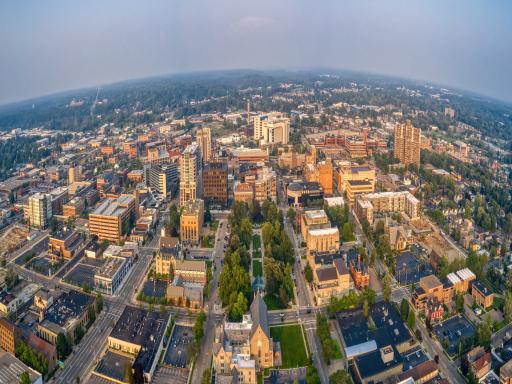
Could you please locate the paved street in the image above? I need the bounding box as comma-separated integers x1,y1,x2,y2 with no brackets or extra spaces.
189,218,228,383
352,211,465,384
51,211,166,384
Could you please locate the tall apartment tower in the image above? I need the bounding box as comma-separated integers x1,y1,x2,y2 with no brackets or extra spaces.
394,121,421,166
28,193,52,229
179,143,203,206
253,112,290,145
145,163,179,198
196,127,211,162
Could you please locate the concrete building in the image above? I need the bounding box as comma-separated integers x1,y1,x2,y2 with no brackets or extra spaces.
304,159,333,196
301,209,331,244
196,126,212,162
412,275,453,311
179,144,202,207
48,228,82,261
213,293,280,383
145,163,178,198
37,290,95,345
306,227,340,258
0,351,43,384
62,196,85,218
94,255,131,295
106,306,171,383
471,280,494,309
312,258,352,305
253,112,290,145
500,358,512,384
202,162,228,207
28,192,52,229
0,317,20,354
335,163,376,195
355,191,420,224
394,121,421,166
88,195,136,242
180,199,204,245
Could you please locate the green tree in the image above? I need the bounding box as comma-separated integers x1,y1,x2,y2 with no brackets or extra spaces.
329,370,352,384
362,299,369,318
400,299,409,321
96,292,104,313
201,369,211,384
306,365,321,384
407,309,416,329
341,222,354,242
504,291,512,323
304,263,313,284
382,274,392,302
56,332,71,359
286,208,296,223
19,372,30,384
230,292,248,321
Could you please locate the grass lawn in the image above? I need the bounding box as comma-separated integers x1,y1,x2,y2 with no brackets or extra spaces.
270,325,309,368
253,234,261,250
253,260,263,277
252,250,261,259
263,294,286,310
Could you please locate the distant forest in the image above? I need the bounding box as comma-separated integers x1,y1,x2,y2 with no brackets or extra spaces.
0,69,511,145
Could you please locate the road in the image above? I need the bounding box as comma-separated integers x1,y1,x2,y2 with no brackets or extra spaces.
351,210,465,384
281,213,329,383
52,212,166,384
189,218,229,383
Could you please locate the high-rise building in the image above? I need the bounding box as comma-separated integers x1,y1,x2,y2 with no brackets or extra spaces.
202,162,228,207
179,144,202,207
394,121,421,166
88,195,136,242
253,112,290,145
196,127,212,162
145,163,179,198
68,165,81,184
180,199,204,245
28,192,52,228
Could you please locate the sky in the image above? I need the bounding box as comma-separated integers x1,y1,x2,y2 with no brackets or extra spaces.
1,0,511,105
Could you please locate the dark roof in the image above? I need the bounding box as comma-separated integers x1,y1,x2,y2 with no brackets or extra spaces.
111,306,170,374
250,293,269,338
347,180,372,186
204,162,228,172
355,344,403,379
313,250,344,266
472,280,493,296
333,258,349,275
44,291,94,326
316,267,338,282
398,360,438,381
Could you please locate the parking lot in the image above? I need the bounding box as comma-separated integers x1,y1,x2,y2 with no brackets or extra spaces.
394,251,433,286
433,315,475,355
163,325,194,368
143,279,168,298
64,263,97,289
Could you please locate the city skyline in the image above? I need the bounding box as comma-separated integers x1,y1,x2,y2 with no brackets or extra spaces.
1,0,511,105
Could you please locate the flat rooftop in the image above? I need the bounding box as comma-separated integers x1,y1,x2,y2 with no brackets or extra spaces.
91,195,134,217
110,306,170,374
44,290,94,327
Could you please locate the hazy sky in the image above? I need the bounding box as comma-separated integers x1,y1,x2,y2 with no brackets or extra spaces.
1,0,511,105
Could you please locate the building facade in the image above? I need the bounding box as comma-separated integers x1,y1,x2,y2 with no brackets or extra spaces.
88,195,136,242
394,121,421,166
202,162,228,207
179,144,202,207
